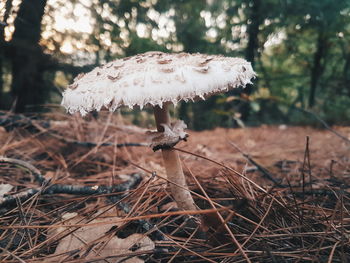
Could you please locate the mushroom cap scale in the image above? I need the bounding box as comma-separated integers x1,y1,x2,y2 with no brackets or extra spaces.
61,51,255,116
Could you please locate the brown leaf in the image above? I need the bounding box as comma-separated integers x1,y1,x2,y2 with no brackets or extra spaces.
48,212,154,263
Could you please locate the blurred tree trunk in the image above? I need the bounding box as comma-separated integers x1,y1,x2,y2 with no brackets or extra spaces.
172,0,208,129
0,0,13,108
309,30,328,107
245,0,261,69
240,0,262,121
10,0,47,112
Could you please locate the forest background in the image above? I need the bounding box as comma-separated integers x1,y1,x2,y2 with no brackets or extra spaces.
0,0,349,130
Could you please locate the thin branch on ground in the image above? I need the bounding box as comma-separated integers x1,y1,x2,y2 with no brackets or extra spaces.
0,156,142,207
0,156,45,184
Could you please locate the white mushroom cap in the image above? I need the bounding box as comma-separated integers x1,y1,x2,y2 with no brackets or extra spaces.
61,51,255,115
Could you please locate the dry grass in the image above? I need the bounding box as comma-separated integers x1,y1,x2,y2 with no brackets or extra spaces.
0,111,349,262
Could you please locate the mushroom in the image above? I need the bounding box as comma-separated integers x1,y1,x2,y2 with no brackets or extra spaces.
61,51,255,211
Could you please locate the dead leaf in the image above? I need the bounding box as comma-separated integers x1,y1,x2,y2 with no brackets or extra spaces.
91,233,154,263
48,211,154,263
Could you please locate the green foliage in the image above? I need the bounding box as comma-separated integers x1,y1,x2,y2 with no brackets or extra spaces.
0,0,349,126
124,33,168,56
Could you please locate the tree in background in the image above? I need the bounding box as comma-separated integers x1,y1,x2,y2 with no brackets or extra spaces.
0,0,349,126
10,0,49,112
207,0,282,125
154,0,224,129
0,0,13,108
282,0,350,108
257,0,350,124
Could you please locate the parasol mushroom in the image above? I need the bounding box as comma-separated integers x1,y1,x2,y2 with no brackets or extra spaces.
61,51,255,211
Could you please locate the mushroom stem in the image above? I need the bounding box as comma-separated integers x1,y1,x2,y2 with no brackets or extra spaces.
153,104,197,211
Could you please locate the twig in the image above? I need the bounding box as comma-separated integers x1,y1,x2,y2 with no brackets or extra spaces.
228,141,283,187
0,156,45,184
0,156,143,207
0,174,142,208
0,188,40,208
300,136,313,200
48,175,141,194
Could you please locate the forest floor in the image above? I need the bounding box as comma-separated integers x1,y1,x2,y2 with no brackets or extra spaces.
0,112,349,262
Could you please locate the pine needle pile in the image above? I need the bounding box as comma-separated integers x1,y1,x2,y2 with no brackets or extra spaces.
0,111,349,262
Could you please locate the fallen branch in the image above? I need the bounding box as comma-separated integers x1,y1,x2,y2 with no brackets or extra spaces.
0,188,40,208
0,156,142,207
0,174,142,208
